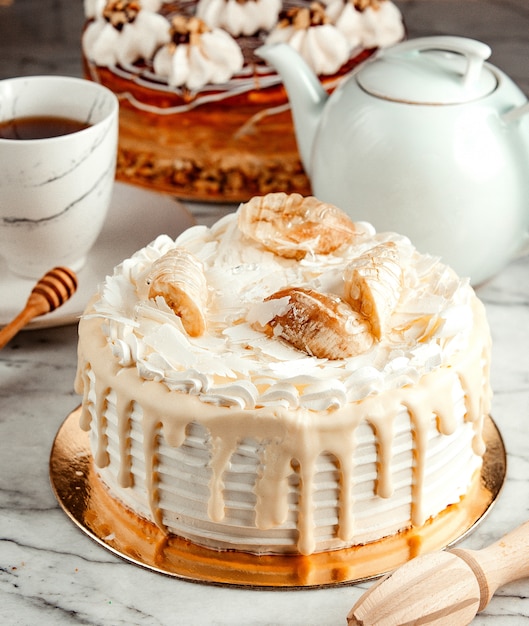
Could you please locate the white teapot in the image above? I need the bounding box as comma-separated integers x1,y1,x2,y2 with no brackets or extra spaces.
257,36,529,284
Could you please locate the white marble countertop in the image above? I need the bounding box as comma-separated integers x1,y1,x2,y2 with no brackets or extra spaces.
1,1,529,624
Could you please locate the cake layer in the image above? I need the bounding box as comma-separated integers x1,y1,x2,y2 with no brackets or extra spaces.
75,200,492,556
83,41,370,200
82,0,404,200
78,351,484,554
90,65,313,200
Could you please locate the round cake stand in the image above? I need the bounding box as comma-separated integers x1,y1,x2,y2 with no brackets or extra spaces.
50,408,506,589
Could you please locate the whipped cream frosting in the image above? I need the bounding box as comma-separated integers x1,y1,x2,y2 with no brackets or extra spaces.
84,0,106,19
153,23,243,89
266,17,350,76
196,0,282,37
76,203,491,556
87,211,476,412
83,5,170,67
336,0,405,49
82,0,405,92
84,0,167,18
81,369,483,554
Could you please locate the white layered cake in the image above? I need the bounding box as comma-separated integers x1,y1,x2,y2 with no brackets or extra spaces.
82,0,404,200
75,193,492,556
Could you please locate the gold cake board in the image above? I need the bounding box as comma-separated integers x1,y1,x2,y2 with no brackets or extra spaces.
50,407,506,589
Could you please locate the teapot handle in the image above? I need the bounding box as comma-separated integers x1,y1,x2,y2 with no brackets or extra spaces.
382,36,491,89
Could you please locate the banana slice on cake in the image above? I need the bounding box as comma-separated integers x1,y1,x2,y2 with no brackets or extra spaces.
146,247,208,337
343,242,402,339
238,192,358,260
256,287,374,359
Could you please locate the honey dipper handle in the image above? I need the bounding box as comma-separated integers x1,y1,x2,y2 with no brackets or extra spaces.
451,520,529,611
0,267,77,349
0,307,40,350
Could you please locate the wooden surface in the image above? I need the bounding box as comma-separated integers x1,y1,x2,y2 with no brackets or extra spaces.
348,520,529,625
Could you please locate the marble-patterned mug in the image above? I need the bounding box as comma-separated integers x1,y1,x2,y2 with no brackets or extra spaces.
0,75,118,279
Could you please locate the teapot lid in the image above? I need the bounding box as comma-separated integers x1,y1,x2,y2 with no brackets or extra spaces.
356,36,497,104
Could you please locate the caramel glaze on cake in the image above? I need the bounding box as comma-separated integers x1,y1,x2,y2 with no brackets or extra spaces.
82,0,403,201
75,193,492,557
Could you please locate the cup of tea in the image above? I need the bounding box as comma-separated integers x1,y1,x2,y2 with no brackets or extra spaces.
0,75,118,279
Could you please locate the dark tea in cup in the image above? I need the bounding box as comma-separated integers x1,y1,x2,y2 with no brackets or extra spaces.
0,115,90,140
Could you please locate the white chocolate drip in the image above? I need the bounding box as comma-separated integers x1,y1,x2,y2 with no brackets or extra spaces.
76,297,490,555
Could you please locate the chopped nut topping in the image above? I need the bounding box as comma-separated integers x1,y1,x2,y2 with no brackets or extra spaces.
116,148,311,202
352,0,384,12
277,2,329,30
169,15,210,47
103,0,141,30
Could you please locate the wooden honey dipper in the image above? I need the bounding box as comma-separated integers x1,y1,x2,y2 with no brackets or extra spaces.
0,266,78,349
348,520,529,625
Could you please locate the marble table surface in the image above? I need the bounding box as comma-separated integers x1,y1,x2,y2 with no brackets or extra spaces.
1,1,529,624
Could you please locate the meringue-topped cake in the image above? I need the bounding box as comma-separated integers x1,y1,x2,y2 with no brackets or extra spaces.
75,193,491,556
82,0,404,201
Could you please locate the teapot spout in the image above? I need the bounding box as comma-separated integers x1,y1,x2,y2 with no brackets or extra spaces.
256,43,328,175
